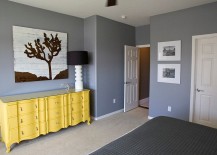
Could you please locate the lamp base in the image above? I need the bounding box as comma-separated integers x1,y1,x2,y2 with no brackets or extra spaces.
75,65,83,91
75,81,83,91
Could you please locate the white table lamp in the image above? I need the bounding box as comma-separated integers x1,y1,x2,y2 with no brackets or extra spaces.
67,51,88,91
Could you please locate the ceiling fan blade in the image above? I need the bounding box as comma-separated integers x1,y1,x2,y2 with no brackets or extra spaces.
106,0,117,7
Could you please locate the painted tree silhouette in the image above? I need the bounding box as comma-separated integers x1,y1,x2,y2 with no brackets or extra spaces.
24,33,62,80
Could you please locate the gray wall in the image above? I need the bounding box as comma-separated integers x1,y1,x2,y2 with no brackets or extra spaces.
96,16,135,117
0,0,135,118
136,25,150,45
149,2,217,120
0,0,84,96
84,16,97,117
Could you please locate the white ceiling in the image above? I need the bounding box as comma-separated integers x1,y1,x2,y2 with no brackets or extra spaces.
9,0,217,27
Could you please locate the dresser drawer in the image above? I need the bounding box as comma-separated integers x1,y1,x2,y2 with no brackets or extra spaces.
18,99,38,115
8,117,18,129
82,110,90,122
19,113,38,126
70,92,82,103
48,117,64,132
48,108,63,120
82,91,90,102
9,128,18,142
71,102,82,112
82,101,89,111
19,124,39,141
7,103,17,118
47,96,63,110
71,112,82,126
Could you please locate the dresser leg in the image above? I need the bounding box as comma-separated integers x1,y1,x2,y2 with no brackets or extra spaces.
6,144,11,153
87,119,91,125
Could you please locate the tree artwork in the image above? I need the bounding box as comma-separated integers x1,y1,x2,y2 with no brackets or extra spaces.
13,26,68,83
24,33,62,80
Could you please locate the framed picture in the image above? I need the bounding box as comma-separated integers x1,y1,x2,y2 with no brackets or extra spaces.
158,64,181,84
158,40,181,61
13,26,68,82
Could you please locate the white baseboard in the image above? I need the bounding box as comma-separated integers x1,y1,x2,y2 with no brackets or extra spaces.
92,109,124,120
148,116,154,120
139,98,149,104
139,98,149,107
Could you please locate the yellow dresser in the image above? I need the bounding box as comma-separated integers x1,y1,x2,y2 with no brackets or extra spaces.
0,89,90,153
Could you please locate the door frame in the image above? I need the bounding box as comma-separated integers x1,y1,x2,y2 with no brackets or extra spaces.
136,44,150,108
136,44,150,48
190,33,217,122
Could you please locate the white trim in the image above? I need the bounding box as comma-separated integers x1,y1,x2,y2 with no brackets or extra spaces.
139,98,149,108
148,116,154,120
190,33,217,122
136,44,150,48
139,98,149,105
92,109,124,120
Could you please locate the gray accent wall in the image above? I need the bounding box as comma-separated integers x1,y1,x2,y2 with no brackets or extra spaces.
96,16,135,117
149,2,217,120
84,16,97,117
84,16,135,117
0,0,84,96
136,25,150,45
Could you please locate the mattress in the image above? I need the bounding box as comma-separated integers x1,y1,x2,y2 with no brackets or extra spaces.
90,116,217,155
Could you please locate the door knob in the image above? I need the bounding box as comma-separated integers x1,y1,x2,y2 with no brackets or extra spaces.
196,88,204,92
124,82,131,84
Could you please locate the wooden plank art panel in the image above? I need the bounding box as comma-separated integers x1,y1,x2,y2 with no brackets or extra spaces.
13,26,68,82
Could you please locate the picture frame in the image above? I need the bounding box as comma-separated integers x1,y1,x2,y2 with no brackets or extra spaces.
157,64,181,84
13,26,68,82
158,40,181,61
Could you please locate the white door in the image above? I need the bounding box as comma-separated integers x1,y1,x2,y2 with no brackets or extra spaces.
193,36,217,128
124,45,139,112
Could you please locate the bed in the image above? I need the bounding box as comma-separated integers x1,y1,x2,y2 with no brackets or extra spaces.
90,116,217,155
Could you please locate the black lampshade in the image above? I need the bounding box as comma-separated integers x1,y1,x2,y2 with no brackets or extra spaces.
67,51,88,65
107,0,117,7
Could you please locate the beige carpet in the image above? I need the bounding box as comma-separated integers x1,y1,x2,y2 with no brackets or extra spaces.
0,108,148,155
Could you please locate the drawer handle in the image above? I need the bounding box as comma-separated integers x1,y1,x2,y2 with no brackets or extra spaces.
22,131,24,135
20,107,23,111
35,104,37,108
72,108,73,111
36,127,38,131
81,96,83,100
20,119,23,123
36,116,38,119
